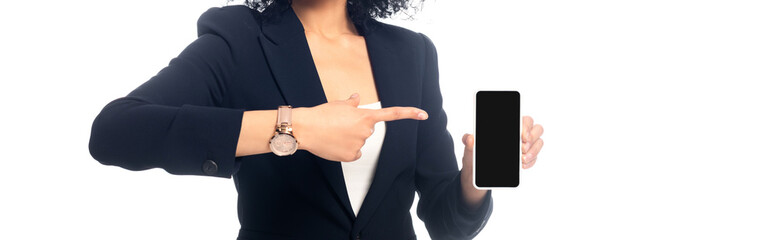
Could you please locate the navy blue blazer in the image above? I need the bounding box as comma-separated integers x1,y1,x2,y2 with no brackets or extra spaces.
89,5,492,240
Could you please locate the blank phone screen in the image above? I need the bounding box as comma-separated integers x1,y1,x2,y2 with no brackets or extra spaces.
475,91,520,188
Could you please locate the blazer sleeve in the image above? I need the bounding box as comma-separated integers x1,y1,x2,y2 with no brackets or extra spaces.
88,9,244,178
414,33,494,239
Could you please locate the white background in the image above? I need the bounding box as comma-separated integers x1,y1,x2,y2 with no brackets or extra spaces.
1,0,773,239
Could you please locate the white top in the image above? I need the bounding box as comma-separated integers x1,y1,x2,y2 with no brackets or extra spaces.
342,101,385,217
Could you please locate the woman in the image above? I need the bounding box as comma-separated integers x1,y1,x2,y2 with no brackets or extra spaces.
88,0,544,239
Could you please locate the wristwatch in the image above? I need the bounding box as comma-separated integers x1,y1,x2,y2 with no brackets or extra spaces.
269,105,298,156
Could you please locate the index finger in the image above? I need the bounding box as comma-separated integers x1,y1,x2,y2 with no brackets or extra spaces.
368,107,428,122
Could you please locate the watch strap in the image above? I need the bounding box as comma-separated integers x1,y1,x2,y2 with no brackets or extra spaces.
277,105,292,127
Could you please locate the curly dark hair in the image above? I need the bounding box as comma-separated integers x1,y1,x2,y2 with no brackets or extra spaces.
236,0,423,28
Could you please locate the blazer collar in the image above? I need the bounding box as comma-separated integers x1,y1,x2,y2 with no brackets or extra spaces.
254,6,421,231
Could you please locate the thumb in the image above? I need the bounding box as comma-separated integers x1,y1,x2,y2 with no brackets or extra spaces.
344,93,360,107
462,133,474,167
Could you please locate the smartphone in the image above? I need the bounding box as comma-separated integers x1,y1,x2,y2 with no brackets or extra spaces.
474,91,521,189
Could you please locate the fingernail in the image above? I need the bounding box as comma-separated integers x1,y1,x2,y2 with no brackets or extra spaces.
351,93,359,98
418,112,428,120
525,153,533,160
525,142,531,150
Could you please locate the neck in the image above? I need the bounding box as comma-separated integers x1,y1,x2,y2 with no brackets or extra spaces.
291,0,358,36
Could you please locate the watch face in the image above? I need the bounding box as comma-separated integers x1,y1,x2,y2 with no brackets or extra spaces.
270,133,297,156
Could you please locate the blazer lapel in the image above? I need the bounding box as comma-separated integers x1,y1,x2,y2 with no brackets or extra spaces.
352,23,422,232
255,7,356,220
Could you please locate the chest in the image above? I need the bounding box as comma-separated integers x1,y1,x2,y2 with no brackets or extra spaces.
305,34,380,104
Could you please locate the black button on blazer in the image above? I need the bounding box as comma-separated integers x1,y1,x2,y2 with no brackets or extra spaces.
89,5,493,240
